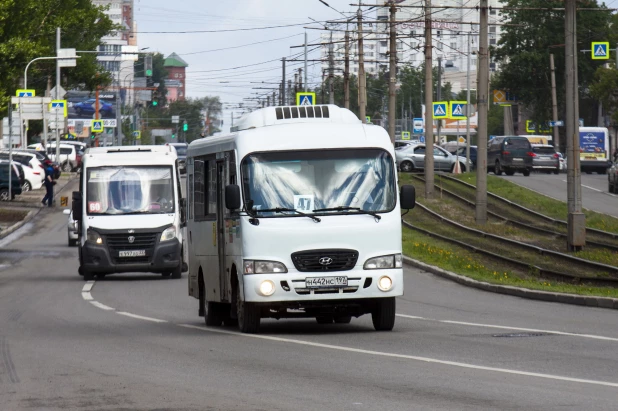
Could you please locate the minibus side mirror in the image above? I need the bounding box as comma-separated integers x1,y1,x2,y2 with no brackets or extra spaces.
180,198,187,227
225,184,241,210
400,185,416,210
72,191,82,221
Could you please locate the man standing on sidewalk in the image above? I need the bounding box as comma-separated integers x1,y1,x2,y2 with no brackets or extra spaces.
41,160,55,207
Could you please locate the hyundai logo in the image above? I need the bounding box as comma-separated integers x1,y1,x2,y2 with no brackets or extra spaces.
319,257,333,266
128,236,135,244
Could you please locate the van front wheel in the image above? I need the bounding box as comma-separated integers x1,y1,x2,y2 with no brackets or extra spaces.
372,297,396,331
237,293,260,334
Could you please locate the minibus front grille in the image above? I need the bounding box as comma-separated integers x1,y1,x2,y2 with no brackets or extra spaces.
106,233,157,249
291,249,358,272
294,286,359,295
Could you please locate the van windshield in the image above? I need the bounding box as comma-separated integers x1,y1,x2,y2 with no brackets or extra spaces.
86,166,175,215
241,149,396,215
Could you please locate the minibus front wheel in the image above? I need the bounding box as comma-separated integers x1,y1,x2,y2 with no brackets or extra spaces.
237,293,260,334
372,297,396,331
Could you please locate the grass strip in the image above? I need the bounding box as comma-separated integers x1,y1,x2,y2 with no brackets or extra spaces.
0,208,28,223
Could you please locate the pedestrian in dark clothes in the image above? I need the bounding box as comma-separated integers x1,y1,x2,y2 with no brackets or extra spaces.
41,160,55,207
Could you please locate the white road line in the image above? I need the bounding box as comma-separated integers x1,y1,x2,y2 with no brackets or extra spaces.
116,312,168,323
81,292,93,301
396,314,618,342
178,324,618,388
82,282,94,292
582,184,602,193
90,301,115,311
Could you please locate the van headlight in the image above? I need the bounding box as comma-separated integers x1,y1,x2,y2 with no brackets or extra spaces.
160,226,177,242
243,260,288,274
364,254,402,269
86,228,103,245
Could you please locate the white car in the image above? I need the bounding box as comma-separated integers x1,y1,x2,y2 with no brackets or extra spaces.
28,143,82,172
63,209,78,246
0,151,45,191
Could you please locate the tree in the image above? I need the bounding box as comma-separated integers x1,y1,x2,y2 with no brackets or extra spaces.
0,0,117,116
493,0,613,126
590,65,618,123
200,96,222,136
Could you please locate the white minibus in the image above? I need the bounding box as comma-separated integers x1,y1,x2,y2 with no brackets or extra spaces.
185,105,415,333
71,145,187,281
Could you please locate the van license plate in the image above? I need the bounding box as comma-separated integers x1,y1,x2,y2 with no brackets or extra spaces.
305,276,348,288
513,158,523,162
119,250,146,258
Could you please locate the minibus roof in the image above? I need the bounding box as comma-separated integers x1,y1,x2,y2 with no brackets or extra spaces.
84,145,177,167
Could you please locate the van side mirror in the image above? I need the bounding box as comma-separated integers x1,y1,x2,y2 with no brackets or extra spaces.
400,185,416,210
72,191,82,221
225,184,241,210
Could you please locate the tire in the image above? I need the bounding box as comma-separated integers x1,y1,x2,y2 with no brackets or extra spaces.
400,161,413,173
523,169,531,177
316,316,334,324
598,169,607,175
505,169,515,176
171,265,182,279
0,189,9,201
161,272,171,277
205,301,224,326
68,237,77,247
334,315,352,324
22,181,31,192
372,297,396,331
237,292,260,333
494,161,502,175
95,273,106,280
553,168,560,175
62,162,72,172
83,270,95,281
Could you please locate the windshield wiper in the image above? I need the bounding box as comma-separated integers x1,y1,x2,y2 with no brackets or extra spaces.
257,207,321,223
313,206,382,221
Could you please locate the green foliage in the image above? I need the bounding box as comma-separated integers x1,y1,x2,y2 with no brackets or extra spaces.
0,0,117,115
590,65,618,123
493,0,613,123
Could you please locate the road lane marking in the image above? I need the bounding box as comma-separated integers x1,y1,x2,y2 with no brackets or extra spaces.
396,314,618,342
177,323,618,388
582,184,602,192
82,282,94,292
81,292,93,301
90,301,115,311
117,312,168,323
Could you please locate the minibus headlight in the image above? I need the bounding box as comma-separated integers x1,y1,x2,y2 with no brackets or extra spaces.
364,254,403,269
259,280,276,296
86,229,103,245
243,260,288,274
378,276,393,291
160,226,177,242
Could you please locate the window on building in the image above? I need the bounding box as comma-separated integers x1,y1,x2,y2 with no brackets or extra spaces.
489,26,496,33
490,9,496,15
380,41,387,47
397,42,403,50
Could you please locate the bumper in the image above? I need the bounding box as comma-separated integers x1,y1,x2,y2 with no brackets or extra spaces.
242,268,403,304
81,238,181,274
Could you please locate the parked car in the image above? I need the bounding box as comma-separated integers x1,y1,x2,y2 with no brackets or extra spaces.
396,144,470,173
395,139,419,149
531,144,560,174
73,99,114,118
63,209,78,246
557,152,567,172
455,145,478,167
0,161,24,201
166,142,188,174
487,136,533,176
0,153,44,191
28,143,82,172
16,149,61,179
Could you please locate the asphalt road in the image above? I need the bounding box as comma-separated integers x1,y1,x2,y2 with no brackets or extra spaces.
498,172,618,218
1,188,617,410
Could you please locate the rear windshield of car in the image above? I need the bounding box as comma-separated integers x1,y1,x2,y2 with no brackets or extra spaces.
505,138,531,149
533,147,556,155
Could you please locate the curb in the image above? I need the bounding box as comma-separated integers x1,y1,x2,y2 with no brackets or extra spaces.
403,256,618,310
0,175,77,240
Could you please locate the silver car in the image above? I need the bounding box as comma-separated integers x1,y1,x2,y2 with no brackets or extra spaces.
63,209,78,246
395,143,470,173
531,144,560,174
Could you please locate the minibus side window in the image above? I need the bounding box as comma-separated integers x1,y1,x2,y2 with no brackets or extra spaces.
194,159,206,220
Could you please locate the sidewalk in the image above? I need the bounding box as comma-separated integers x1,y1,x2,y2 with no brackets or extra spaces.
0,173,77,239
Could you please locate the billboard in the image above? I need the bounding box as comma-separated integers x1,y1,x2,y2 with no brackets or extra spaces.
66,90,118,139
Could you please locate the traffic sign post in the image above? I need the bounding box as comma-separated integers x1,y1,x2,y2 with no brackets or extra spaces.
296,92,316,106
432,102,448,119
413,118,424,134
133,131,141,140
365,116,371,123
549,120,564,127
449,101,467,120
591,42,609,60
16,89,35,97
401,131,411,140
91,120,104,133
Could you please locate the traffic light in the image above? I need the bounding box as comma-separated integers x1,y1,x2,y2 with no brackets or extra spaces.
145,55,153,77
172,134,176,139
151,100,158,107
91,134,95,140
183,122,188,132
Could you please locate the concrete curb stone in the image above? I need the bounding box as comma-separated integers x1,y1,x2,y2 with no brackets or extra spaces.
403,255,618,311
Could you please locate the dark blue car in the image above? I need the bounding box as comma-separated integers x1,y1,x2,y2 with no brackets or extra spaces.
456,145,478,167
73,99,114,118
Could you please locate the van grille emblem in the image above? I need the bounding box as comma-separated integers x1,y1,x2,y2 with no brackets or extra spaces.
128,236,135,244
319,257,333,266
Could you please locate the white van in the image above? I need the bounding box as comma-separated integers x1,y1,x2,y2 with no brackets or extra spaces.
185,105,416,333
71,145,187,281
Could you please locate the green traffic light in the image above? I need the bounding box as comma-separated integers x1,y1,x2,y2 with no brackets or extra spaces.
152,100,158,106
183,124,188,131
172,134,176,139
146,69,153,76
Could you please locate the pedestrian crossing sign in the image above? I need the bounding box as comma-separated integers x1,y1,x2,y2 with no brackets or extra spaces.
401,131,411,140
16,89,35,97
433,102,448,119
49,100,67,117
591,42,609,60
296,92,316,106
91,120,104,133
449,101,467,119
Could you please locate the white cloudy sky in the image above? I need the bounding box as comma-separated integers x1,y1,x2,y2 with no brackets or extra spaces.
133,0,618,131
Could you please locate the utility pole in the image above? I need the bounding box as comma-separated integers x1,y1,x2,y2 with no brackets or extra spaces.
282,58,286,105
475,0,489,224
358,8,367,123
565,0,585,250
424,0,435,198
304,32,308,92
288,80,292,106
279,82,283,106
466,32,472,172
344,30,350,109
272,91,276,108
388,2,398,144
550,53,560,153
298,68,303,91
437,57,442,144
55,27,61,158
329,31,335,105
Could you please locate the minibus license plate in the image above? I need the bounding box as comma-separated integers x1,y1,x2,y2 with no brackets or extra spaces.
513,158,523,162
305,276,348,288
119,250,146,258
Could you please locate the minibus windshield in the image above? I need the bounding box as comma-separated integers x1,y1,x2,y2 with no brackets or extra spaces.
241,149,396,216
86,166,175,215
